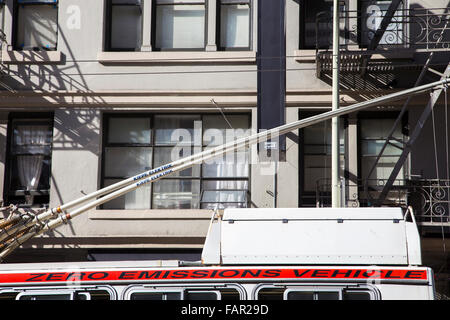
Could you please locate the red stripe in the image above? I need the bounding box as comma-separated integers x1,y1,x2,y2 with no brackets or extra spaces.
0,268,428,284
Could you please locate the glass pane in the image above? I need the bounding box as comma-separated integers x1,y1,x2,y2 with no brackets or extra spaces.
361,140,402,156
102,179,151,209
203,115,250,146
202,180,248,190
154,115,201,146
220,4,250,48
343,291,371,300
155,4,205,49
108,118,151,144
152,179,200,209
316,292,339,300
286,291,314,300
153,147,201,177
185,292,218,300
104,147,152,177
361,0,404,46
130,293,163,300
11,156,51,191
18,294,72,300
303,155,330,192
202,150,249,178
360,118,402,139
13,124,53,147
17,4,58,50
111,5,142,50
202,190,246,203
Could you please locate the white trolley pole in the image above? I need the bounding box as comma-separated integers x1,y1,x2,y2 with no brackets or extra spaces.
1,78,449,261
331,0,341,207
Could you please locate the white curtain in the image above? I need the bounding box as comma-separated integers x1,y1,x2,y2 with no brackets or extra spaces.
16,125,48,191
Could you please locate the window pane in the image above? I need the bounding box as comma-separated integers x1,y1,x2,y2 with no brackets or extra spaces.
111,5,142,50
11,156,51,191
155,4,205,49
286,291,314,300
343,291,371,300
203,115,250,146
103,179,151,209
185,292,219,300
13,124,53,148
316,292,340,300
17,4,58,50
220,4,250,48
108,118,151,144
153,147,201,177
154,115,201,146
130,293,163,300
152,179,200,209
361,0,404,46
18,294,72,300
104,147,152,177
202,150,249,178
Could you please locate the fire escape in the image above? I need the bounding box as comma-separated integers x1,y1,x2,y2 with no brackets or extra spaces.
312,1,450,228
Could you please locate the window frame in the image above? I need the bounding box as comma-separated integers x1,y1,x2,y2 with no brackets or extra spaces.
101,113,251,210
357,111,408,191
122,283,245,300
298,111,346,207
12,0,59,51
255,283,379,300
3,113,54,208
152,0,208,51
217,0,252,51
104,0,143,52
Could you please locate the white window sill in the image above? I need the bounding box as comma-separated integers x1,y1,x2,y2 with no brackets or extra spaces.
1,50,62,64
97,51,257,64
88,209,215,220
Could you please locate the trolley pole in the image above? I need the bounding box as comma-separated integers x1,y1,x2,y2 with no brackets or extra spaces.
331,0,341,207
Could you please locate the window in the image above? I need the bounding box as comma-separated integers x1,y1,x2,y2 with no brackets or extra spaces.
153,0,206,50
125,286,241,300
299,112,345,207
360,0,405,47
359,115,405,187
218,0,251,50
2,288,113,300
102,113,250,210
105,0,142,51
4,114,54,207
299,0,347,49
14,0,58,51
256,285,376,300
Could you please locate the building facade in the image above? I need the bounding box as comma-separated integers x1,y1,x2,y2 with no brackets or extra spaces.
0,0,449,296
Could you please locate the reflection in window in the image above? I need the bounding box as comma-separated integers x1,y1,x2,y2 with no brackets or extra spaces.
360,0,404,47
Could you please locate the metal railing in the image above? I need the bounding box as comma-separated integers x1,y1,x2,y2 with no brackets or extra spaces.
315,178,450,226
310,6,450,51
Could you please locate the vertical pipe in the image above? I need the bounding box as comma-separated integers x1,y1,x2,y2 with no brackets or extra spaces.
331,0,341,207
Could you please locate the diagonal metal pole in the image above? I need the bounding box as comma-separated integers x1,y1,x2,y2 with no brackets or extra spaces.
1,77,449,261
375,64,450,206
